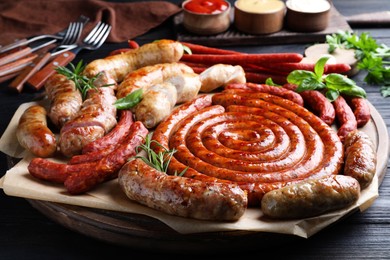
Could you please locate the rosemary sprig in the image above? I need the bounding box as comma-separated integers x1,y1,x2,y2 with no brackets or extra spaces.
55,60,100,99
134,134,187,176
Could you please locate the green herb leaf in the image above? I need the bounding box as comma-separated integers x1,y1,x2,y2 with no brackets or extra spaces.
134,134,188,176
326,30,390,97
287,70,317,86
114,88,143,109
55,60,111,99
314,55,331,78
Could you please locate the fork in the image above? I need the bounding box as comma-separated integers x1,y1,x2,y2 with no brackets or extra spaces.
8,22,84,93
27,21,111,91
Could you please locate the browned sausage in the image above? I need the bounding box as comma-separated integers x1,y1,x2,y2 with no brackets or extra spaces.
283,83,335,125
28,121,148,194
152,92,343,205
16,105,57,158
333,95,358,142
69,110,134,164
344,96,371,128
261,175,360,219
64,121,148,194
198,64,246,92
83,39,184,86
225,83,304,106
344,130,377,189
118,158,248,221
116,62,194,99
59,87,117,157
44,73,82,128
28,158,96,183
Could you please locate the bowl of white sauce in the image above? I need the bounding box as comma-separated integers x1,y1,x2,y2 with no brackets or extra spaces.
285,0,331,32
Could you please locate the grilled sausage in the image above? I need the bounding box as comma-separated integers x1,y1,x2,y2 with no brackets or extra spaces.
116,62,194,99
199,64,246,92
59,87,117,157
69,110,134,164
16,105,57,158
64,121,148,194
118,158,248,221
164,72,201,104
83,39,184,86
283,83,335,125
345,96,371,128
344,130,377,189
333,95,358,142
44,73,82,128
152,92,343,205
261,175,360,219
134,82,177,129
28,121,148,193
224,83,304,106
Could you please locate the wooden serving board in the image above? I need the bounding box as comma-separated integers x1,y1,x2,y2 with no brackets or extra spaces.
174,6,351,46
19,101,389,253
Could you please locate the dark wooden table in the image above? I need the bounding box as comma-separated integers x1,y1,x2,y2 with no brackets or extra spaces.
1,0,389,259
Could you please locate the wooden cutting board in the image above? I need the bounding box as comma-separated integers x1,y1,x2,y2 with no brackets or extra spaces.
174,6,351,46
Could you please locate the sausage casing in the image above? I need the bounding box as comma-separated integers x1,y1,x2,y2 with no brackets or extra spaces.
118,158,248,221
16,105,57,158
44,73,82,128
261,175,360,219
344,130,377,189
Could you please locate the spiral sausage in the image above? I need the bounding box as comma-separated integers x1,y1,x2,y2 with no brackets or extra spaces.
152,91,344,205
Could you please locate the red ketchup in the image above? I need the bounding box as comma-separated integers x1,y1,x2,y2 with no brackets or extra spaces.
183,0,229,14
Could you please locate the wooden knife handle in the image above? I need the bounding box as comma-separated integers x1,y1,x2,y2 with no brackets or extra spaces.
0,47,32,67
0,53,37,77
346,11,390,26
27,51,76,91
8,52,52,93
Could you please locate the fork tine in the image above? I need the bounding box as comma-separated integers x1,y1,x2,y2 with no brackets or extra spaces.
83,22,103,42
93,25,111,48
61,23,75,45
89,24,111,46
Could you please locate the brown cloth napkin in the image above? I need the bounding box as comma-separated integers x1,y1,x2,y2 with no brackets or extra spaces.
0,0,182,45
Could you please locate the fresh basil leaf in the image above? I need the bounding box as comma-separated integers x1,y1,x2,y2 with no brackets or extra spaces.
295,77,326,92
287,70,316,85
114,88,143,109
265,77,280,86
342,85,367,98
325,73,356,88
314,55,331,78
325,89,340,102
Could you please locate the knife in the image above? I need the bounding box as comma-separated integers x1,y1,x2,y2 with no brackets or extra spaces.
0,39,56,67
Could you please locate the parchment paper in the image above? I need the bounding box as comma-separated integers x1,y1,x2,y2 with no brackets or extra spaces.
0,101,382,237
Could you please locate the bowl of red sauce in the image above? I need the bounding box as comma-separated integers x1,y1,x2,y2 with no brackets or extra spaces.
182,0,231,35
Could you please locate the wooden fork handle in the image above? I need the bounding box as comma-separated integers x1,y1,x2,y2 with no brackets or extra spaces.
27,51,76,91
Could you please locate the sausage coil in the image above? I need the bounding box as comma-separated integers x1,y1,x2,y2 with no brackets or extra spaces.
152,91,344,205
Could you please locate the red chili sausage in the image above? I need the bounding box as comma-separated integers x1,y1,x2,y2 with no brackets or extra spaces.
283,83,335,125
118,158,248,221
76,109,134,157
344,96,371,128
333,95,358,142
64,121,148,194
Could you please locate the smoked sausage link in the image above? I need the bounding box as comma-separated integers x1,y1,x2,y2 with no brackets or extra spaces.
118,158,248,221
261,175,360,219
344,130,377,189
16,105,57,158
